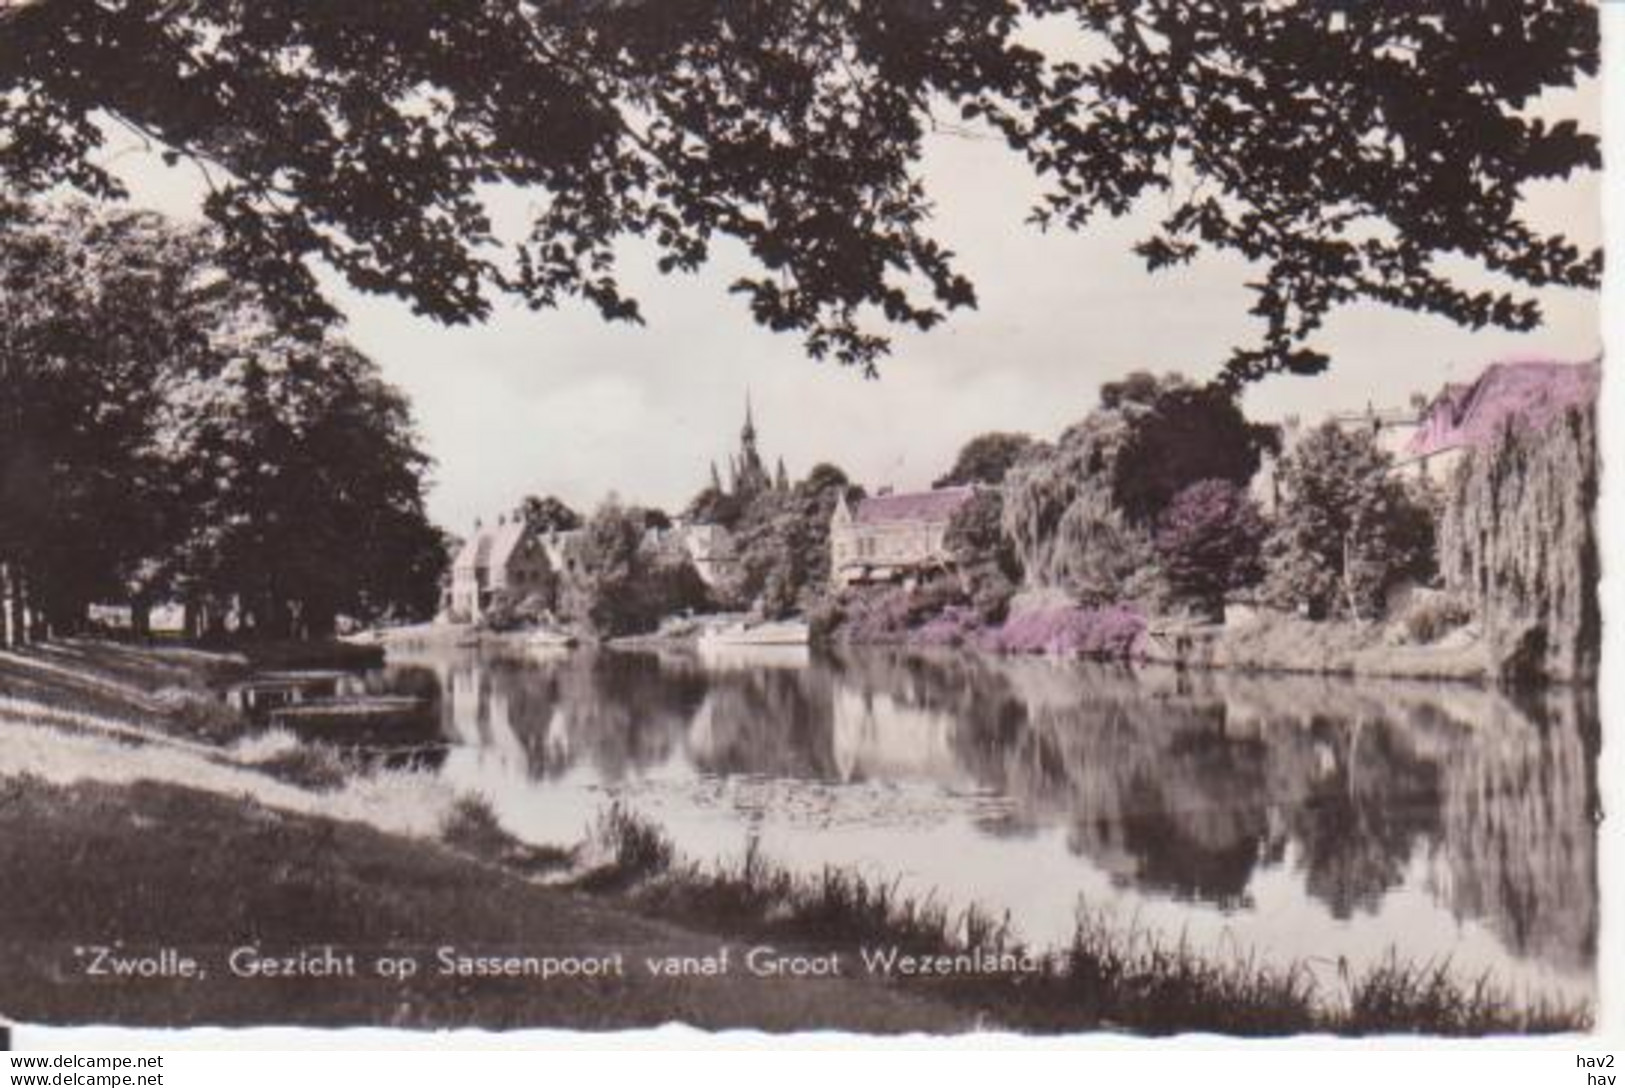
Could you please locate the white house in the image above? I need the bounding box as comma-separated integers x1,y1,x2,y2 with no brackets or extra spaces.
829,485,976,589
448,516,557,622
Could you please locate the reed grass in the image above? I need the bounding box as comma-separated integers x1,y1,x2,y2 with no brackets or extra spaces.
438,792,576,877
579,804,1591,1036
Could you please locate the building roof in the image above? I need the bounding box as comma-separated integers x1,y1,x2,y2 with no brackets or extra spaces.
452,518,532,572
1407,359,1599,460
850,486,976,526
484,519,532,570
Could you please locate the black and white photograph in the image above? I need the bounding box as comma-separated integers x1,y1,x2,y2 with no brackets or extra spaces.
0,0,1610,1044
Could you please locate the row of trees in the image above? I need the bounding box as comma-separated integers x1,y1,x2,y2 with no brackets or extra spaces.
480,454,862,638
489,371,1442,640
927,372,1439,627
0,203,445,645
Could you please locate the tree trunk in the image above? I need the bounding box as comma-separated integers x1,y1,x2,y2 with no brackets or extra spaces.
0,562,15,648
303,601,337,640
47,598,87,638
131,598,151,640
1,562,13,648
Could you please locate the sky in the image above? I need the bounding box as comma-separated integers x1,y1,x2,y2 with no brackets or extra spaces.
103,77,1601,536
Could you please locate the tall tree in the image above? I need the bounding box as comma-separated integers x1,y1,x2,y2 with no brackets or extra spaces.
935,432,1035,488
170,339,446,637
0,203,239,638
1002,371,1267,600
0,2,1599,382
558,498,703,636
519,495,582,534
0,202,445,640
1262,423,1436,620
721,461,854,617
1154,479,1267,620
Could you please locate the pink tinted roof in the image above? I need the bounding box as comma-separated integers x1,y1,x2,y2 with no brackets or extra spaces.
853,486,976,525
1408,359,1599,458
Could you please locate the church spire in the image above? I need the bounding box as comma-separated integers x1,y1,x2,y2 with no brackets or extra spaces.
741,389,757,448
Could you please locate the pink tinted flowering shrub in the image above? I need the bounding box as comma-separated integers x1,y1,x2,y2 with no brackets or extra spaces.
976,604,1146,660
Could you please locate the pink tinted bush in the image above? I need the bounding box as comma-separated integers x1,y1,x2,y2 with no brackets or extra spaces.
977,604,1146,660
836,583,961,645
910,605,983,648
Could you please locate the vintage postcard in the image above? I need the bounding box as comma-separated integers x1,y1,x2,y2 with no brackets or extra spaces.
0,0,1608,1042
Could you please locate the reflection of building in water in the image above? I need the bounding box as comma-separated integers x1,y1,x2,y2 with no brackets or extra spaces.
685,667,839,780
830,686,970,785
398,644,1599,992
694,642,811,672
444,660,527,772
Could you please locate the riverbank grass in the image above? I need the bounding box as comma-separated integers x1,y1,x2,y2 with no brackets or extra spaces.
581,805,1591,1036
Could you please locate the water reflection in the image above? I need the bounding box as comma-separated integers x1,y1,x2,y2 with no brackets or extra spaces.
379,645,1599,997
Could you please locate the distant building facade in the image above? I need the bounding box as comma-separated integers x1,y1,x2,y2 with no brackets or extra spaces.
1251,358,1599,517
829,485,976,589
675,522,736,589
1404,358,1600,476
674,394,794,590
448,515,557,622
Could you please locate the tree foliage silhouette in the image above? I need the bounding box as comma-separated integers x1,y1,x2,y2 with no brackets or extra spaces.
0,1,1599,382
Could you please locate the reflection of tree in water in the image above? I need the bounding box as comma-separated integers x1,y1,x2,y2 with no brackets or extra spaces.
830,651,1278,904
1114,729,1273,906
436,652,708,782
685,666,840,780
824,652,1594,966
1285,717,1441,919
1433,687,1597,974
391,647,1597,980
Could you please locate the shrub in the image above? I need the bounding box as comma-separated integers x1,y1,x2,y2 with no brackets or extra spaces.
831,580,965,645
979,604,1145,659
440,792,576,875
911,605,984,648
588,803,675,885
1400,594,1473,645
1263,423,1437,620
1155,479,1266,618
247,741,350,791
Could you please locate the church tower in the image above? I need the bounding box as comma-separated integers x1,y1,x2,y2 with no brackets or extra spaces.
732,391,770,497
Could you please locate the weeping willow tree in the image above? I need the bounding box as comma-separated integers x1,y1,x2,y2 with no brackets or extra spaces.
1001,373,1271,605
1002,423,1150,605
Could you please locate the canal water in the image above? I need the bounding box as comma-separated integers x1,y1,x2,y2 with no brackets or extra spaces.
366,642,1599,1004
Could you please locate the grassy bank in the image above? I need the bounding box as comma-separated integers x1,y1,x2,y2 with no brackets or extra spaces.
0,775,969,1032
575,805,1590,1036
0,638,383,744
1138,615,1496,683
0,641,972,1031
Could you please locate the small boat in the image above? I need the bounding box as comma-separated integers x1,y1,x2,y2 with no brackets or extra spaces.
697,619,810,648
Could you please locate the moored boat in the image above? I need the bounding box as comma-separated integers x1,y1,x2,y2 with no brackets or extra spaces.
526,629,578,650
697,619,810,648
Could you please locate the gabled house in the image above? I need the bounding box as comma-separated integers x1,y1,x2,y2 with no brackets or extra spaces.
829,485,977,589
673,520,736,589
1252,358,1600,516
1403,358,1600,476
448,515,557,622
